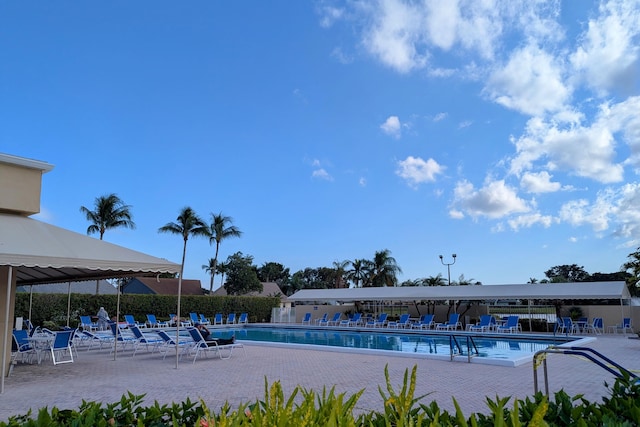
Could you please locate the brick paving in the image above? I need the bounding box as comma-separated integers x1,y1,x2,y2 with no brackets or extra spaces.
2,333,639,421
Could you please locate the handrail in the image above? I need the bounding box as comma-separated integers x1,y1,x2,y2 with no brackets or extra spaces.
449,334,479,362
533,346,637,395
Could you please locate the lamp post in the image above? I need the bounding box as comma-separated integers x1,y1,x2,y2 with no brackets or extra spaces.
439,254,457,285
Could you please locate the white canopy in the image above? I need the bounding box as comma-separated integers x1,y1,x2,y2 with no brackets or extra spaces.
0,213,179,284
288,282,631,302
1,213,180,393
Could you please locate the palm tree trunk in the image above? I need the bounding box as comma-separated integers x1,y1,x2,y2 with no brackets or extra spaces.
175,238,187,369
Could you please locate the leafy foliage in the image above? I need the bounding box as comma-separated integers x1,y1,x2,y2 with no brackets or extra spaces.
3,366,640,426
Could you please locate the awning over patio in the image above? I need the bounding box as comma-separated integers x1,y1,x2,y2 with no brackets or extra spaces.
287,282,631,303
0,213,179,284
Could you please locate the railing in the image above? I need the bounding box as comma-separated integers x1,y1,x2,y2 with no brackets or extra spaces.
533,346,638,395
449,334,479,362
270,307,297,323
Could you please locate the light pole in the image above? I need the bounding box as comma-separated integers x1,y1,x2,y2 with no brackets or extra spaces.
439,254,457,285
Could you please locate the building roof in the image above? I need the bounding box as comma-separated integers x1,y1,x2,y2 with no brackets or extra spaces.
212,282,285,299
287,282,631,303
124,277,204,295
17,280,118,294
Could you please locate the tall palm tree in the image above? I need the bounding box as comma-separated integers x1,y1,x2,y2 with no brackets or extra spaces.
206,212,242,294
158,206,208,368
347,258,370,288
80,193,135,294
202,258,216,294
80,193,135,240
369,249,402,287
423,274,447,286
332,260,350,289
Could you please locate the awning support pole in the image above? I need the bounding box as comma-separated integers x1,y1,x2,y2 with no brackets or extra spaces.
1,267,13,394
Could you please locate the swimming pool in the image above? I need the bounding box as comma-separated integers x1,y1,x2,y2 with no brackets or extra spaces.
208,325,590,367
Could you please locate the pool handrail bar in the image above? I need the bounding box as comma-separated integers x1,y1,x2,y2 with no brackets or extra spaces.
449,334,479,362
533,346,637,395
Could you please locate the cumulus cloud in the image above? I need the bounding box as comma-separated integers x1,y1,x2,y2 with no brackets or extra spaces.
507,212,555,231
485,44,570,116
451,179,530,219
520,171,561,193
312,168,333,181
396,156,445,187
508,120,619,183
570,0,640,96
380,116,402,138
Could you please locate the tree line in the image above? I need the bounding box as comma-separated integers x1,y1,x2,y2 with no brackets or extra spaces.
81,194,640,297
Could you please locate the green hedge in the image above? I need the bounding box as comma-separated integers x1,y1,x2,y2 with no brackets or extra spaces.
13,293,280,328
2,365,639,426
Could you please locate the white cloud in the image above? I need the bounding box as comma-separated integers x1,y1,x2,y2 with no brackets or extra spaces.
520,171,561,193
432,112,447,122
485,44,570,116
380,115,402,138
312,168,333,181
458,120,472,129
452,179,530,219
507,212,555,231
570,0,640,96
396,156,445,187
331,47,353,64
509,112,625,184
359,177,367,187
362,0,428,73
318,5,345,28
558,188,619,232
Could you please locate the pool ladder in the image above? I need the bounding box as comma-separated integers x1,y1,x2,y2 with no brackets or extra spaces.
533,346,638,395
449,335,480,362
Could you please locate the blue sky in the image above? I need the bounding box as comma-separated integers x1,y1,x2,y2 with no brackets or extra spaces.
2,1,640,289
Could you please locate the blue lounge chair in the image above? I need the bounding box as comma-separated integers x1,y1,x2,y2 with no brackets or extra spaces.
301,313,312,325
129,325,164,356
199,314,211,325
366,313,387,328
348,313,362,326
315,313,328,325
12,330,36,364
124,314,146,329
146,314,168,328
79,315,99,331
226,313,236,324
237,313,249,324
186,327,243,363
387,314,410,328
156,330,192,360
411,314,435,329
436,313,461,330
48,330,75,365
213,313,224,325
497,315,520,333
610,317,633,334
326,312,342,326
189,313,200,325
584,317,604,334
468,315,495,332
108,322,137,352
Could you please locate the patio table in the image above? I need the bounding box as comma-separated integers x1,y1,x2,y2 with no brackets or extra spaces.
26,335,54,364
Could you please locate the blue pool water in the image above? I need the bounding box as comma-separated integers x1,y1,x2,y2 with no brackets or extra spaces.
208,326,581,366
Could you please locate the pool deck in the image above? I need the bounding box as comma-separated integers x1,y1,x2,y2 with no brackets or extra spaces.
1,331,639,421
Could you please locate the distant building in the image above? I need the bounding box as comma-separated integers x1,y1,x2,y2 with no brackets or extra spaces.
212,282,286,300
17,280,118,295
122,277,204,295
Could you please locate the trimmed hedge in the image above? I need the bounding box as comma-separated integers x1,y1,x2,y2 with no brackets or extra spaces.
13,293,280,328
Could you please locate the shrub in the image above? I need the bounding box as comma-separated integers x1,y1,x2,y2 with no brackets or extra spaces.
2,366,639,426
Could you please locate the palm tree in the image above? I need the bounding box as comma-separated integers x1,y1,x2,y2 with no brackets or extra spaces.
158,206,208,368
80,193,135,240
369,249,402,287
422,274,447,286
216,261,229,289
347,258,370,288
206,212,242,294
202,258,216,294
80,193,135,294
332,260,350,288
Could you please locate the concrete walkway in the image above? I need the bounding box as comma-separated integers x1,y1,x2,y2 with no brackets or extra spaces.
1,333,639,421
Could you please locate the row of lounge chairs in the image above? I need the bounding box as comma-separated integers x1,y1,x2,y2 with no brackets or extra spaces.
80,312,249,331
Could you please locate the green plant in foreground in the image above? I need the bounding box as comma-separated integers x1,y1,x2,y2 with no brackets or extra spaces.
2,365,640,426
